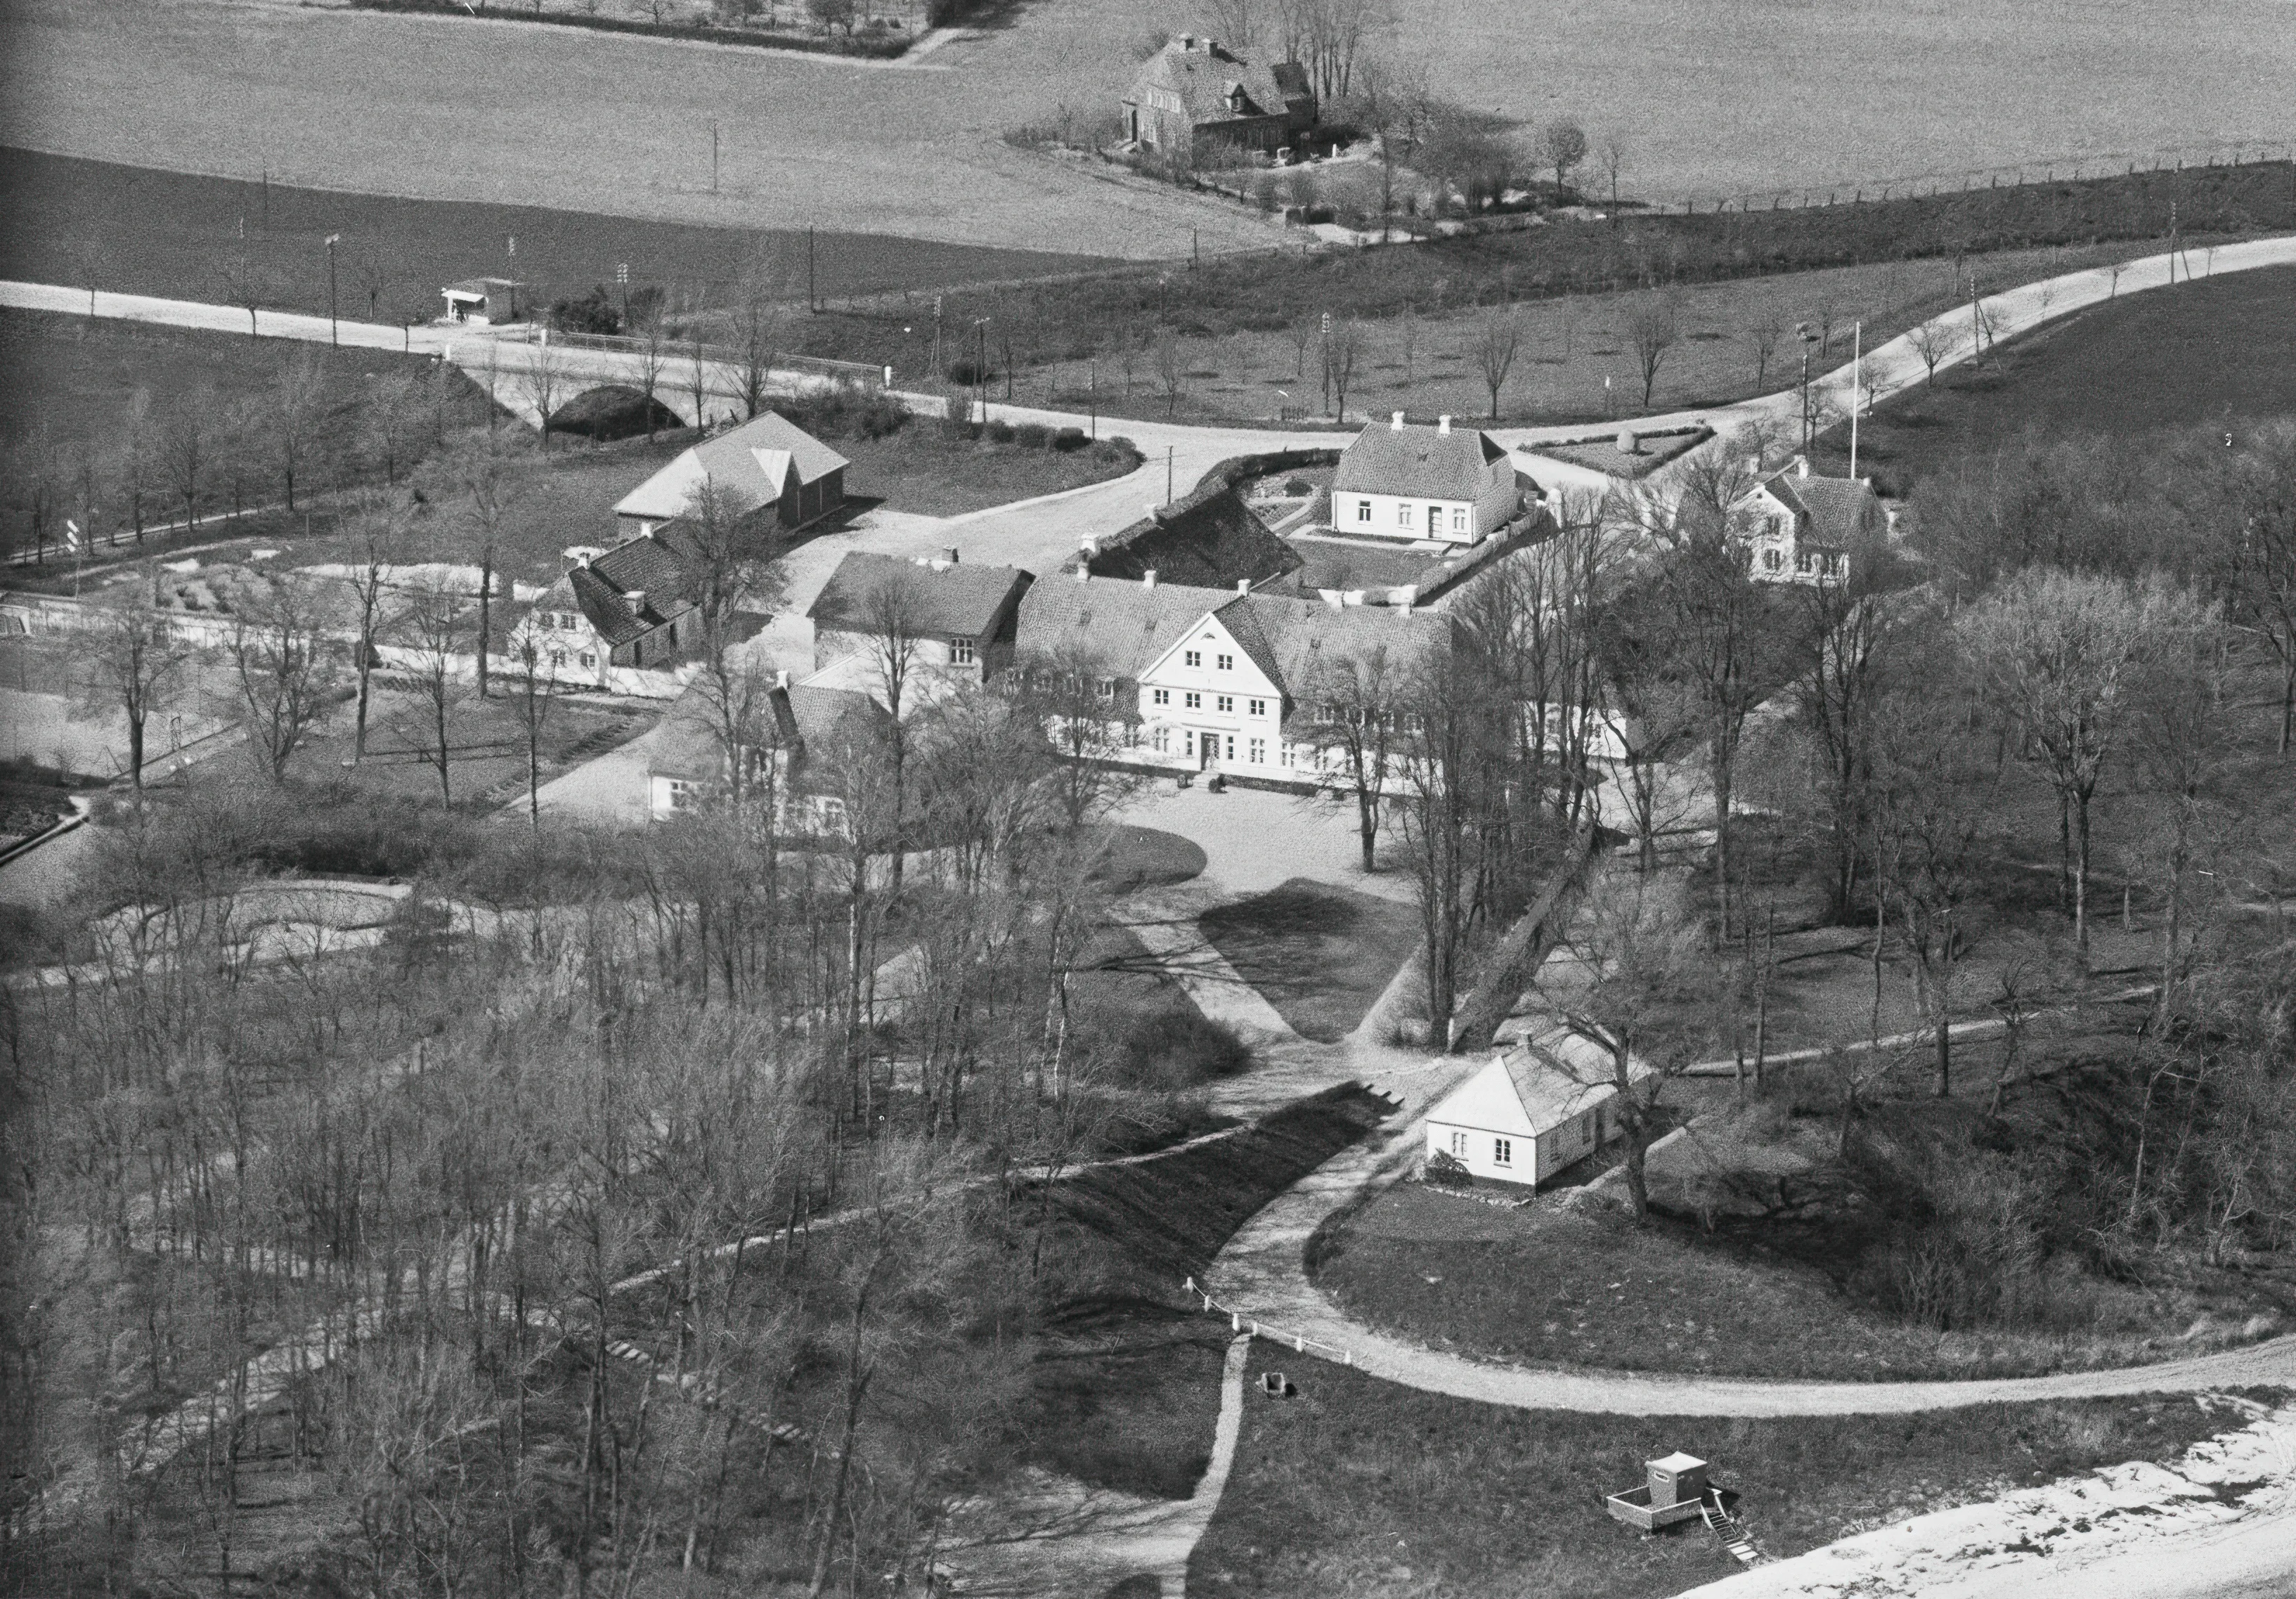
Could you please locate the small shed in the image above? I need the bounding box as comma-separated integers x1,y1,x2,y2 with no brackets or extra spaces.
1605,1452,1711,1532
441,277,527,325
1423,1031,1652,1189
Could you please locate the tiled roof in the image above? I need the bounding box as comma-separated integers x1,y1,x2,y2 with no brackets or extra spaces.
1503,1031,1654,1134
1243,593,1448,701
615,412,849,522
650,679,888,789
1077,482,1303,589
562,531,702,646
805,552,1032,640
1131,39,1309,126
1333,420,1508,502
1763,471,1875,549
1015,576,1238,680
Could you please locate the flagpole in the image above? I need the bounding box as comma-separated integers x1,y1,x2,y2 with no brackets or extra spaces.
1849,321,1862,480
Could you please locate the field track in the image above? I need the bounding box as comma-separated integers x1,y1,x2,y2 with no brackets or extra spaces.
2,0,2290,256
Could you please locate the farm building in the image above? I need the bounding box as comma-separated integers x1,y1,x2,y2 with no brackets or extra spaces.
1120,34,1318,160
520,529,717,683
646,672,890,829
1330,414,1522,546
614,411,849,540
1423,1033,1652,1189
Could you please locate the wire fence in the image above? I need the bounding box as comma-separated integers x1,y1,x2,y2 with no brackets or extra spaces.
1183,1276,1357,1366
490,324,893,387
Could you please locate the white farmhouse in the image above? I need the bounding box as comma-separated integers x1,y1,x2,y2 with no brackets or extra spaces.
1328,413,1522,545
1423,1032,1651,1189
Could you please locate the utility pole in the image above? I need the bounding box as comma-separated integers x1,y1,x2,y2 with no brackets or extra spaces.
260,166,269,231
1166,446,1174,503
808,224,817,313
325,233,342,346
973,317,989,425
1848,320,1862,479
711,120,720,194
616,261,630,332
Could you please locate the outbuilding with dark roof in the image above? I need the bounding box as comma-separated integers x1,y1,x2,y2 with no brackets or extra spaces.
805,550,1034,697
1121,34,1318,159
1330,414,1521,545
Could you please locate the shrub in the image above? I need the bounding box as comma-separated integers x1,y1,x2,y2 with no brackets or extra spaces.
777,384,910,441
1013,421,1052,449
945,356,993,387
1424,1148,1472,1186
1111,1006,1251,1092
1053,426,1087,452
987,420,1017,444
548,286,621,336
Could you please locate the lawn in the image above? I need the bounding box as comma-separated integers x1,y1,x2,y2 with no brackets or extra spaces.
836,427,1141,517
1187,1358,2281,1599
277,683,649,812
8,0,2290,254
1809,263,2296,496
1200,879,1421,1043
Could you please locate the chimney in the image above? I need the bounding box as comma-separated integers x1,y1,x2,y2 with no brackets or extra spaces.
1178,32,1195,49
774,670,791,690
1400,596,1415,615
1437,415,1452,434
1075,564,1091,583
624,588,646,609
945,546,960,564
1391,411,1406,431
1237,578,1252,593
1796,455,1811,478
1143,569,1158,589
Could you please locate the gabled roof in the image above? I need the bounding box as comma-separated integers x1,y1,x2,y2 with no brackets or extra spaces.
1075,482,1303,590
1129,38,1307,124
1744,459,1879,550
1333,420,1510,502
1015,576,1239,680
616,412,850,523
1428,1030,1653,1139
562,531,703,646
806,552,1032,640
651,678,888,790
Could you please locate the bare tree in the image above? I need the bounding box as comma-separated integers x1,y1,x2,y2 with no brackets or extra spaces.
362,370,426,486
1625,293,1679,410
1470,305,1521,421
1907,318,1961,386
272,349,329,513
507,629,553,830
161,403,208,533
634,297,670,441
1302,643,1403,872
730,245,785,420
1749,312,1784,389
1595,128,1628,214
2224,427,2296,752
1536,117,1588,201
344,504,400,760
1537,869,1713,1220
1286,316,1315,382
1195,0,1259,51
81,582,188,788
517,335,565,452
1153,325,1186,420
219,250,266,336
1323,317,1363,422
226,580,330,782
1961,570,2201,947
444,436,525,700
403,580,469,804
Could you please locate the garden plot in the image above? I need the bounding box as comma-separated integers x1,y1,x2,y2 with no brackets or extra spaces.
1199,880,1420,1044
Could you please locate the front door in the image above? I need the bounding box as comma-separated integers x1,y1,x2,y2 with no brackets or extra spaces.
1427,503,1443,538
1200,730,1225,771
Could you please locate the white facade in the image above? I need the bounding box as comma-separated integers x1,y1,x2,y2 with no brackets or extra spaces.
1134,609,1296,775
1422,1044,1635,1189
1333,491,1484,545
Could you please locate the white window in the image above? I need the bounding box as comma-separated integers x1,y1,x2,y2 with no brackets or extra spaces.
1096,678,1117,701
1451,507,1467,533
1153,688,1170,706
1184,692,1202,710
814,796,848,832
1314,703,1339,725
1223,735,1235,759
1763,549,1783,571
1795,550,1813,573
949,636,976,665
1247,698,1266,717
1216,695,1233,713
1216,653,1233,671
1824,552,1844,576
1151,727,1170,752
579,652,595,669
1396,503,1413,528
549,648,567,669
666,778,696,810
1247,738,1266,764
1450,1130,1468,1157
1279,743,1296,768
1184,649,1202,668
1493,1137,1513,1167
1356,499,1372,522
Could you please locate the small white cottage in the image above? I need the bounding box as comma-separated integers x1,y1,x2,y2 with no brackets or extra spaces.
1424,1032,1649,1189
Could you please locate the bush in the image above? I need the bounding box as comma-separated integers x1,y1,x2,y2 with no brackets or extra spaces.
945,357,993,387
1111,1006,1252,1092
987,420,1017,444
1013,421,1052,448
1053,426,1087,452
776,384,910,441
548,285,621,336
1424,1148,1472,1186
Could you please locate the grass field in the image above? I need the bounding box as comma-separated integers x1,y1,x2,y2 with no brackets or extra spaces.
1810,264,2296,495
1188,1361,2281,1599
1200,879,1420,1042
0,147,1121,328
6,0,2290,254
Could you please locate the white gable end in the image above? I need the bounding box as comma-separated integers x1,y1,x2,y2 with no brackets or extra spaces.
1139,612,1283,699
616,451,710,522
1426,1056,1537,1139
